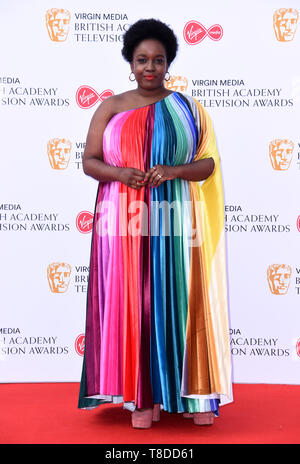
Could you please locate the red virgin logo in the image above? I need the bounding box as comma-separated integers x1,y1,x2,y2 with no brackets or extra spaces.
296,339,300,357
76,211,94,233
183,20,223,45
75,334,85,356
297,216,300,232
76,85,114,109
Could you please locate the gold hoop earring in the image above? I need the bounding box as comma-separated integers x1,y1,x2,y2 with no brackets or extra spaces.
164,72,170,82
129,72,136,82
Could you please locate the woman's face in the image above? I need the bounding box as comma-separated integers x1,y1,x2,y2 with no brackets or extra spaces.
131,39,168,90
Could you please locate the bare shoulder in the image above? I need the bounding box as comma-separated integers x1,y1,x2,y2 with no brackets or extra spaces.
91,95,117,121
105,90,139,112
90,91,134,123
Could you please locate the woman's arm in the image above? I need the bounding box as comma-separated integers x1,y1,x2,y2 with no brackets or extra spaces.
82,98,146,189
172,158,215,181
143,158,215,187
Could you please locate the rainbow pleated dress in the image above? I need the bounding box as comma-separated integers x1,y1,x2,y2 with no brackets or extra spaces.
78,92,232,415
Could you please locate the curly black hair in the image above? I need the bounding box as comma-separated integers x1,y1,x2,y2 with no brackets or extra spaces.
121,19,178,65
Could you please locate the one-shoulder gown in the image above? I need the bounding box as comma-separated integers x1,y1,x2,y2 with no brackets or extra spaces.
78,92,232,415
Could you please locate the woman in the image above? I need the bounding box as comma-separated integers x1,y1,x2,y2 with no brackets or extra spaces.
78,18,232,429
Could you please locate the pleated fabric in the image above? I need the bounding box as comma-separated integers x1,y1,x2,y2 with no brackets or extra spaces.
78,92,232,415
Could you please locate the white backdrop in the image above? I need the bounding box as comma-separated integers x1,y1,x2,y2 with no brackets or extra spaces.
0,0,299,384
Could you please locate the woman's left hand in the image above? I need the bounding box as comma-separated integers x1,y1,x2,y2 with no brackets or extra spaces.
143,164,177,188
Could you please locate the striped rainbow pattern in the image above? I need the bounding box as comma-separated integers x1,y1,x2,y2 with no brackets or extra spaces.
78,92,232,414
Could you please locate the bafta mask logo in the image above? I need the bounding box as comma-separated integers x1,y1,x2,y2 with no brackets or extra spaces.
46,8,71,42
267,264,292,295
76,211,94,233
273,8,299,42
269,139,294,170
47,262,72,293
47,138,72,170
75,334,85,356
165,75,188,92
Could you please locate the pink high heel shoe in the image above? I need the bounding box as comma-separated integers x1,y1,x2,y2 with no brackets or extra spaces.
131,408,153,428
183,412,214,425
152,403,161,422
131,404,161,428
193,412,214,425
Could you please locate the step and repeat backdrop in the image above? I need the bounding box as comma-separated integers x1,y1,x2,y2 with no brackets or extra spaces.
0,0,299,384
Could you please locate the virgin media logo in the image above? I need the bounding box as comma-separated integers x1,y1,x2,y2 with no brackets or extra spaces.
75,334,85,356
76,85,114,109
297,215,300,232
183,20,223,45
76,211,94,233
296,338,300,357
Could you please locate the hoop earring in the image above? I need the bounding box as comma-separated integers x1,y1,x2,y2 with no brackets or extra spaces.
164,72,170,82
129,72,136,82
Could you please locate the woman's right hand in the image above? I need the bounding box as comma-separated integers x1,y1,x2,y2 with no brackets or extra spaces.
118,167,146,190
